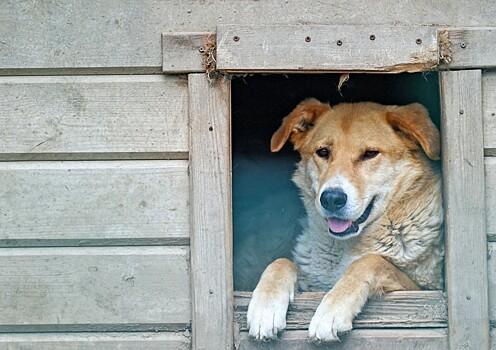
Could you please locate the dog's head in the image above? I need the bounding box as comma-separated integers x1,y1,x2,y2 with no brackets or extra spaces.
271,99,440,240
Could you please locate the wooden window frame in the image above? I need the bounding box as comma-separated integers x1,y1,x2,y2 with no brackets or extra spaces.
180,25,494,350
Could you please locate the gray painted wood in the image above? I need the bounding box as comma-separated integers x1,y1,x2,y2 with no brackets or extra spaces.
237,329,448,350
235,291,447,330
440,70,490,350
163,32,215,73
485,243,496,323
486,158,496,240
0,161,189,243
0,76,188,155
189,75,233,350
216,25,438,72
0,246,191,327
0,332,190,350
484,71,496,150
2,1,496,72
446,28,496,69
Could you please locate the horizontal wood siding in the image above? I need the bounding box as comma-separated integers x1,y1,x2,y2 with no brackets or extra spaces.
235,291,447,330
0,161,189,244
0,246,190,329
2,1,495,72
237,329,448,350
0,76,188,157
0,333,190,350
217,25,438,72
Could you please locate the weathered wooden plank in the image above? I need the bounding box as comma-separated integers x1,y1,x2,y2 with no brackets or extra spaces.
485,243,496,324
0,332,190,350
237,329,448,350
0,247,190,327
216,25,438,72
0,161,189,243
486,158,496,240
189,75,233,350
440,70,490,350
234,291,447,330
2,1,496,72
0,76,188,155
483,71,496,149
445,28,496,69
163,32,215,73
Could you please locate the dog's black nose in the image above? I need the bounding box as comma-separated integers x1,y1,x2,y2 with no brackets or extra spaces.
320,189,347,212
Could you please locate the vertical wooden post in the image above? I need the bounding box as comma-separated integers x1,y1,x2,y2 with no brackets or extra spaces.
188,74,233,350
440,70,489,350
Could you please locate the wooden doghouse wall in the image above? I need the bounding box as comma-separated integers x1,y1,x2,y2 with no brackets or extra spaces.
1,1,496,349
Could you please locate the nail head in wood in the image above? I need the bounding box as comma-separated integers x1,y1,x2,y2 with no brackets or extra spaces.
416,38,422,45
305,36,311,42
336,40,343,46
233,35,240,42
460,42,467,49
369,34,376,40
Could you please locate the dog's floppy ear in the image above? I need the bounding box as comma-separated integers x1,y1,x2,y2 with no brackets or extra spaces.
386,103,440,160
271,98,330,152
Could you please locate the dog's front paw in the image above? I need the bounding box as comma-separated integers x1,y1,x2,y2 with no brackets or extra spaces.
247,288,292,341
308,293,354,342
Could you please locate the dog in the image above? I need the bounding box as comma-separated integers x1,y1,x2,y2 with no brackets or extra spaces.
246,99,443,342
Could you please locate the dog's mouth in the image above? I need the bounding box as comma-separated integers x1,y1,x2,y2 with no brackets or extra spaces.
326,197,376,239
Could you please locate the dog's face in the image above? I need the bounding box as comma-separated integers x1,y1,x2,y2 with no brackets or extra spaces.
271,99,440,240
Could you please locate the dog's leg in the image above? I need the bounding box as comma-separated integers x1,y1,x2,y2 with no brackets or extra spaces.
308,254,418,342
247,258,297,340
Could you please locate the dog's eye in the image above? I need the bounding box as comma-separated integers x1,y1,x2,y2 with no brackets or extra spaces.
360,149,380,161
315,147,330,159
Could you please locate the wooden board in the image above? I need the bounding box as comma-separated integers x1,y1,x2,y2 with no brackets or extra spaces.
0,161,189,245
216,25,438,72
237,329,448,350
162,32,215,73
235,291,447,330
0,332,189,350
483,71,496,150
486,158,496,240
2,1,495,72
0,75,188,157
0,246,190,328
485,242,496,323
445,28,496,69
440,70,490,350
189,75,233,349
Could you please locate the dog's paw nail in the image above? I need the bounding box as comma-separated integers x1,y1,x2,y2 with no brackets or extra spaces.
308,299,353,342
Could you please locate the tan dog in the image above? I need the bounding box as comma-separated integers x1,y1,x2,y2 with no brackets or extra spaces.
247,99,443,342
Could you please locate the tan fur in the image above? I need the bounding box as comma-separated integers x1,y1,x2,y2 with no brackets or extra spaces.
247,100,443,342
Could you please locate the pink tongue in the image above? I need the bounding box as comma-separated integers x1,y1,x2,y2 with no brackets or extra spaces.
327,218,353,233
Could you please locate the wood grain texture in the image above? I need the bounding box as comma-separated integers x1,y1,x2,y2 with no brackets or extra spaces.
163,32,215,73
234,291,447,330
0,332,190,350
237,329,448,350
440,70,490,350
484,71,496,149
486,158,496,240
0,75,188,155
216,25,438,72
446,28,496,69
2,1,496,72
189,75,233,350
0,247,190,327
0,161,189,243
485,243,496,324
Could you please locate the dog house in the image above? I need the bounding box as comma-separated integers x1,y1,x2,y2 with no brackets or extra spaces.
1,2,495,349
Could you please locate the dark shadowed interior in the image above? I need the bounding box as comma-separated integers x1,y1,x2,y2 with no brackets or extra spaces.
232,73,441,291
